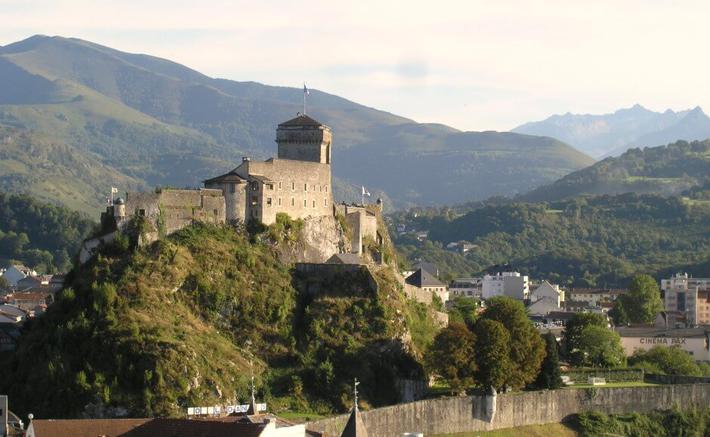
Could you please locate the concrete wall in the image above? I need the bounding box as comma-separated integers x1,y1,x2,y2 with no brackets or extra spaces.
307,384,710,437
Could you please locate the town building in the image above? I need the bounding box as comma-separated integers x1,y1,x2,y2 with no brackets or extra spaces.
1,265,36,287
568,288,626,308
481,271,529,300
529,281,565,306
6,291,53,313
617,326,710,362
445,240,476,254
405,268,449,303
661,273,710,326
449,278,483,299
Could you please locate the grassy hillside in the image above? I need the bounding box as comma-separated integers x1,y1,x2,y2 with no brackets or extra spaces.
391,192,710,287
0,192,96,272
0,35,592,211
1,223,438,418
522,140,710,202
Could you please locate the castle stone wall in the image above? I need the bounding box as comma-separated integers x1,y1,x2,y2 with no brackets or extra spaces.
236,159,332,225
122,189,225,243
307,384,710,437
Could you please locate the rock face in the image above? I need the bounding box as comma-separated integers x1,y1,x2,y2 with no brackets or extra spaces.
277,215,348,264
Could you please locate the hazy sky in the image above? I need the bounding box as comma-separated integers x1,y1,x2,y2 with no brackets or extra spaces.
1,0,708,131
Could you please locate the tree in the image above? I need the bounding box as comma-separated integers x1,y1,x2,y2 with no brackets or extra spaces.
474,319,511,391
447,296,479,328
425,323,477,394
609,298,630,326
534,332,563,389
0,276,9,293
563,312,608,365
576,325,625,368
480,297,545,389
621,275,663,324
629,346,704,376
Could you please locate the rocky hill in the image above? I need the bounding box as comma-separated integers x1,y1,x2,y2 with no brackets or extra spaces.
513,104,710,158
1,221,440,419
521,139,710,202
0,35,592,211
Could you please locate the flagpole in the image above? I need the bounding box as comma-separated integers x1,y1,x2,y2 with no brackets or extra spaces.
303,83,307,115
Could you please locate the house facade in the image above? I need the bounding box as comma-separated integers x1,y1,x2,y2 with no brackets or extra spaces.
482,271,529,300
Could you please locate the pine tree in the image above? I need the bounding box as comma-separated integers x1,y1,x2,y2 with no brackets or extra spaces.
535,332,563,389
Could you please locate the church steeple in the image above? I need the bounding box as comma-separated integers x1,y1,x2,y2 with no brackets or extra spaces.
340,378,368,437
276,114,332,164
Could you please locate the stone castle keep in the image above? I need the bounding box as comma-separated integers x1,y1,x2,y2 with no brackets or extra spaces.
82,114,380,263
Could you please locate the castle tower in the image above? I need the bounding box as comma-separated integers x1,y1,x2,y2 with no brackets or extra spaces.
276,114,332,164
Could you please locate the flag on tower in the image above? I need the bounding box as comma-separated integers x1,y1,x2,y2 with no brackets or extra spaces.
111,187,118,194
303,83,309,95
361,186,370,197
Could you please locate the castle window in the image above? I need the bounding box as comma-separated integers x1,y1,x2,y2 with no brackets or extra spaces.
324,186,328,193
137,209,146,216
312,200,316,208
230,183,236,194
324,198,328,207
278,181,282,190
251,181,259,191
304,183,308,191
291,197,295,206
267,184,274,190
278,198,282,206
292,182,295,191
214,209,219,216
267,197,272,207
303,199,307,207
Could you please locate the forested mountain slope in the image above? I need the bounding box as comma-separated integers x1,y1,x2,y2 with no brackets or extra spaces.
392,193,710,287
521,140,710,202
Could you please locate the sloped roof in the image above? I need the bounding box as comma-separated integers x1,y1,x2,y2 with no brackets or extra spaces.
406,268,445,288
249,174,274,184
341,407,368,437
203,169,246,185
326,253,363,265
278,114,325,127
27,418,267,437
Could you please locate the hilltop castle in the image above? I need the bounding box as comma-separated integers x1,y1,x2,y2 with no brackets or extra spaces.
83,114,381,263
203,114,333,224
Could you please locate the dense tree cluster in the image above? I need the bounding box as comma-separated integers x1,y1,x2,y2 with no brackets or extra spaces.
0,192,96,272
426,297,545,392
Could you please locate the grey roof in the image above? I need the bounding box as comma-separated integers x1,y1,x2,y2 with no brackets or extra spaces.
406,268,446,288
203,170,246,185
616,327,710,338
341,407,368,437
326,253,363,265
414,262,438,276
249,174,274,184
278,114,325,127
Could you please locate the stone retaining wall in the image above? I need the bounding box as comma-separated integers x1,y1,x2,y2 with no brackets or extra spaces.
307,384,710,436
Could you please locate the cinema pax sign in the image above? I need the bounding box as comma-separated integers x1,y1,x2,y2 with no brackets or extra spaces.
638,337,687,345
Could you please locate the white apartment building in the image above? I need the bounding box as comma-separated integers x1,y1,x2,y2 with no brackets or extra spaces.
662,273,710,326
482,271,529,300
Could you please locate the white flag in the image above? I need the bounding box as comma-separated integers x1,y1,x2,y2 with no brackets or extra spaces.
111,187,118,194
303,84,310,95
361,186,371,196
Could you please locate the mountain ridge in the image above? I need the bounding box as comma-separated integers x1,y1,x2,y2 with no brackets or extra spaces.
0,35,593,212
513,104,710,158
